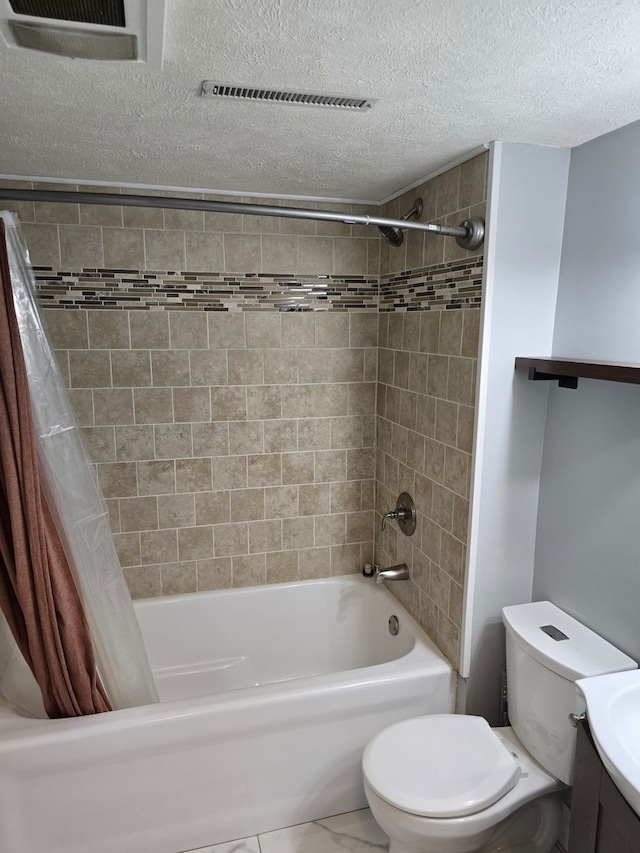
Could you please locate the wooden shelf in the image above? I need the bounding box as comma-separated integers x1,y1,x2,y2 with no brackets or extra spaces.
515,357,640,389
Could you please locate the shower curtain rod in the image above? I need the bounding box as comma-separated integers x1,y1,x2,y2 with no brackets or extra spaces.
0,188,484,250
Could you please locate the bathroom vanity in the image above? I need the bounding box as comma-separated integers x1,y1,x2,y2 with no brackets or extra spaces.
569,720,640,852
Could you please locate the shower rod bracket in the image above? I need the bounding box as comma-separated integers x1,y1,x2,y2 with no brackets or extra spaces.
0,189,484,248
455,217,485,251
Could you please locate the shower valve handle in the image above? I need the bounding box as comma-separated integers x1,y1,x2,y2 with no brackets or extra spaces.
381,507,410,530
380,492,417,536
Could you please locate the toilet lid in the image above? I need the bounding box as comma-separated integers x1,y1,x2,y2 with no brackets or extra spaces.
362,715,521,819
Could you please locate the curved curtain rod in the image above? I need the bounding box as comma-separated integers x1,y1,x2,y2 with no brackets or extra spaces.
0,188,483,247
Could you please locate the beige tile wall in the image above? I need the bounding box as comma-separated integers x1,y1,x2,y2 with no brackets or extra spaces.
380,152,487,275
374,151,488,670
375,309,479,667
6,152,486,672
45,308,377,598
1,181,380,276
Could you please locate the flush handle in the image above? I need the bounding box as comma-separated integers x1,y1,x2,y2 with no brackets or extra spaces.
568,712,586,727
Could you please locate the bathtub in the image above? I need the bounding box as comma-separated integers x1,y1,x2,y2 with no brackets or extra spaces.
0,573,454,853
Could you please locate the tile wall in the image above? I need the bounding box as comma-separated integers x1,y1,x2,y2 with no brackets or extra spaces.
375,152,487,667
375,305,480,665
379,152,486,276
44,307,377,597
0,182,382,596
1,151,487,669
4,181,380,276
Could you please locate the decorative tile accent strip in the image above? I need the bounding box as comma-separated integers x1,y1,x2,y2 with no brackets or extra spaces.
380,256,483,311
33,267,379,311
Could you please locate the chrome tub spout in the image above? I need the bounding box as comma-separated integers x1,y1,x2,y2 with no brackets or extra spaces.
374,563,409,584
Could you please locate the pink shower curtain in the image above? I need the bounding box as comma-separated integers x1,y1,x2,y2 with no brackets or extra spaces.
0,220,111,717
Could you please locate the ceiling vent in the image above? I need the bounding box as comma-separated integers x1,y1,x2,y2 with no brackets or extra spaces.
0,0,165,66
201,81,377,112
8,1,126,26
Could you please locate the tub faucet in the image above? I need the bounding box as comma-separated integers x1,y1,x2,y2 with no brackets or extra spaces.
374,563,409,584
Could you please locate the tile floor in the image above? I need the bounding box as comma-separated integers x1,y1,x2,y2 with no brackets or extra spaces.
186,808,389,852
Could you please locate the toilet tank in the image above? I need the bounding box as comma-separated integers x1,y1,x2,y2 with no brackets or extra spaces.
503,601,636,785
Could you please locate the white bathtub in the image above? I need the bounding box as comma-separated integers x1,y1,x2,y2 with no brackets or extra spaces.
0,573,454,853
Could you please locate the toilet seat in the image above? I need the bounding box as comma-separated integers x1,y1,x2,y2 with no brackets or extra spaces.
362,715,522,819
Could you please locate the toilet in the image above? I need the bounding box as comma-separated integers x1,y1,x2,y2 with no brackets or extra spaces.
362,600,637,853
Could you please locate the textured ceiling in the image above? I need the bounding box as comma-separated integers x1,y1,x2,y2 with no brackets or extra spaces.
1,0,640,202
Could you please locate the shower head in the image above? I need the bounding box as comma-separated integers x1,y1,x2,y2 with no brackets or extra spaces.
378,224,404,246
378,198,423,247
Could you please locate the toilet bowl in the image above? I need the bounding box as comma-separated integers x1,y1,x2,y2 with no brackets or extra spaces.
362,718,562,853
362,600,638,853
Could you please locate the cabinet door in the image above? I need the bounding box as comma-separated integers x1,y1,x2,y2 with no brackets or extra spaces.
596,809,638,852
569,719,640,853
596,773,640,852
568,721,601,852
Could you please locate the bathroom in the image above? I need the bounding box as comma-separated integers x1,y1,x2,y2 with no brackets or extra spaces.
1,2,640,852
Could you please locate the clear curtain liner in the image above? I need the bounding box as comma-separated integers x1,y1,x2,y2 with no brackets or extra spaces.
1,213,158,710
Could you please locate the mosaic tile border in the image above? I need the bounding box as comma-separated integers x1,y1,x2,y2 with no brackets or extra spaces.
380,257,483,311
33,268,379,312
33,256,483,313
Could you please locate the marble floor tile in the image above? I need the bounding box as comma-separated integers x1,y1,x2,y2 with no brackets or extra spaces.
189,837,261,853
258,808,389,853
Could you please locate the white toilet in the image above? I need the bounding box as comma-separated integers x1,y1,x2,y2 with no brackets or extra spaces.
362,600,637,853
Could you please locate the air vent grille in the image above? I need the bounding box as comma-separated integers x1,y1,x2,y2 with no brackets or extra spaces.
201,81,376,111
9,21,136,58
8,0,125,26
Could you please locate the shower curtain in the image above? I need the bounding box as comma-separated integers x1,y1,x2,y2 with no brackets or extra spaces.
0,213,158,714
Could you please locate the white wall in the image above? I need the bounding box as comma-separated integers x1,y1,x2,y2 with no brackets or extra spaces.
533,120,640,662
460,142,570,720
552,120,640,363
